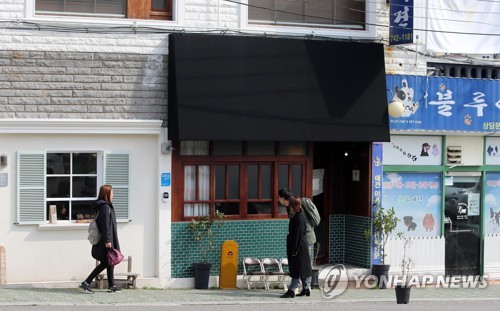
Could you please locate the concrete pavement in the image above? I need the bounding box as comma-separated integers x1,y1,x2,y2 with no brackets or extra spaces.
1,283,500,306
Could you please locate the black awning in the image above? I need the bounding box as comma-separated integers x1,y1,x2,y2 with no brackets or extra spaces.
168,34,389,142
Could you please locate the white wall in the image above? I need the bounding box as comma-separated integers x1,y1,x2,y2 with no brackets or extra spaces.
0,131,165,285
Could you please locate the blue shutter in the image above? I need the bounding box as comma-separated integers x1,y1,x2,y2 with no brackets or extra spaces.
104,153,130,221
17,152,45,224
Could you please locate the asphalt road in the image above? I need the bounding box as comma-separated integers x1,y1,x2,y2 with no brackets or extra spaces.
1,300,500,311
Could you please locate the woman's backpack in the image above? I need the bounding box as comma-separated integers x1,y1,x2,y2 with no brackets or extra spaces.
88,210,101,245
301,198,321,227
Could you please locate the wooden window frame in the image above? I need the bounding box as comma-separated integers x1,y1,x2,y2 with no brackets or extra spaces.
34,0,173,20
127,0,172,20
172,142,313,221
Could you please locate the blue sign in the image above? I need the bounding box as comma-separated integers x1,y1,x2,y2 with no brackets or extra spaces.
371,143,383,265
161,173,171,187
383,172,442,237
387,74,500,132
389,0,413,45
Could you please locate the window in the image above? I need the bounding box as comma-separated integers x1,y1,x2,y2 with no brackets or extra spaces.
428,63,499,80
35,0,173,20
248,0,365,29
46,152,98,222
174,141,311,220
17,151,130,224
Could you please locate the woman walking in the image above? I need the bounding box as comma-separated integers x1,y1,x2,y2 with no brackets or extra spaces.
79,184,121,293
281,196,312,298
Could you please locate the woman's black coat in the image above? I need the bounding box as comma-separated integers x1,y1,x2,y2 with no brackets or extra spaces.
91,200,120,262
286,210,312,279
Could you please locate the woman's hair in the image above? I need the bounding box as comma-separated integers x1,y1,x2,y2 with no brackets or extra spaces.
98,184,113,202
278,188,293,200
289,196,302,213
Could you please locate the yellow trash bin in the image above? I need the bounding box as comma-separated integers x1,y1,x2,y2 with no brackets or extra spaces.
219,240,238,289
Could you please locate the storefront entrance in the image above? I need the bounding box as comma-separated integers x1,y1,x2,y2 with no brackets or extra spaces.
444,173,482,275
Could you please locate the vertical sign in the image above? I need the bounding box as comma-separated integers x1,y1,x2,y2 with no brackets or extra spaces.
371,143,383,264
389,0,414,45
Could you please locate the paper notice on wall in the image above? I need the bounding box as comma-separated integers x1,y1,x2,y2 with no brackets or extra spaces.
312,169,324,196
49,205,57,224
468,193,480,216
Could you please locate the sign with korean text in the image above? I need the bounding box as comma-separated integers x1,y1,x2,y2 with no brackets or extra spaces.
389,0,413,45
387,75,500,132
383,172,442,237
371,143,383,264
161,173,171,187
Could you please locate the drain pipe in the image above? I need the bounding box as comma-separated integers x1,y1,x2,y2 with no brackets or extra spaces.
0,245,5,284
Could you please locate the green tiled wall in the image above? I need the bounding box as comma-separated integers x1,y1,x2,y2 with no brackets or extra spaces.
171,220,288,278
172,214,372,278
329,214,345,263
329,214,371,269
345,215,371,268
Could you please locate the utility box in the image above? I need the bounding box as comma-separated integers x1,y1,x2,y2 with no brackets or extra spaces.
219,240,238,289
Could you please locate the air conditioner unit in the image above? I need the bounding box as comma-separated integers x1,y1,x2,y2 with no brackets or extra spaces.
447,146,462,165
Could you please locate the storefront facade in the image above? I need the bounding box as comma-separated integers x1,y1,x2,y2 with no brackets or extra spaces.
380,74,500,276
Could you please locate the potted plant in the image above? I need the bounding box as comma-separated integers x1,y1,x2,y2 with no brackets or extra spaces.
395,233,414,304
364,205,399,289
188,209,225,289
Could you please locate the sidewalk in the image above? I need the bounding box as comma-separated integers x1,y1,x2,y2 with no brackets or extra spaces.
1,283,500,306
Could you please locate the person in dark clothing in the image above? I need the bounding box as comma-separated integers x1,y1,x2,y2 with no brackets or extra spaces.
79,184,121,293
281,196,312,298
278,188,315,295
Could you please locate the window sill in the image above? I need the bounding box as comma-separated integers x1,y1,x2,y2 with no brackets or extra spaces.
38,223,90,231
38,219,130,230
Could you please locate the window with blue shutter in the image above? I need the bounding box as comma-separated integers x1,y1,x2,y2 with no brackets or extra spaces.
104,153,130,221
16,151,130,224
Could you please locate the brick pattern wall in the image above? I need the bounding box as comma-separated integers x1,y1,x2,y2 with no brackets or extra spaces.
329,214,345,263
0,51,168,120
329,214,371,268
171,220,288,278
345,215,371,268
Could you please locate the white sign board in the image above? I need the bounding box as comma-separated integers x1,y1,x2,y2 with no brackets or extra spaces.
485,137,500,165
383,136,442,165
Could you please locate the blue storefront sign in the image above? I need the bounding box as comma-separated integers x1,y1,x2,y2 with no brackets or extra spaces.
371,143,383,264
389,0,413,45
387,75,500,132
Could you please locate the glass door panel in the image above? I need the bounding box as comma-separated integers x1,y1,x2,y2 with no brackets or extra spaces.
444,173,481,275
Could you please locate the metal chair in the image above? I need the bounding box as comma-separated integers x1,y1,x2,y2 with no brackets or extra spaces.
242,257,267,289
279,258,292,289
262,257,286,289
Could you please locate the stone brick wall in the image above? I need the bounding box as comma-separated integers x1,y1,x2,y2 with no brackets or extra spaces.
0,50,168,120
0,0,24,19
